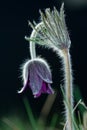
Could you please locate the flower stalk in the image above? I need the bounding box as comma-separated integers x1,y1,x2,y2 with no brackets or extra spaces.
25,22,44,59
62,48,73,130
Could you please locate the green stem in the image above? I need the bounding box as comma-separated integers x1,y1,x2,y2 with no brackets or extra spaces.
23,97,37,130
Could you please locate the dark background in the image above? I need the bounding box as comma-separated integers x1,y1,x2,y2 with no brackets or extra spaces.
0,0,87,118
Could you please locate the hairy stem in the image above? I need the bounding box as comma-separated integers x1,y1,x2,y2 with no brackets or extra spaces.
29,29,37,59
62,49,73,130
29,22,43,59
30,41,36,59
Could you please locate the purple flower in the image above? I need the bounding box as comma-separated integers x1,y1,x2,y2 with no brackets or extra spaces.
18,58,54,98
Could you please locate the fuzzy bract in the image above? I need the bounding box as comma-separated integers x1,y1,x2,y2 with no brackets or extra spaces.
27,3,71,52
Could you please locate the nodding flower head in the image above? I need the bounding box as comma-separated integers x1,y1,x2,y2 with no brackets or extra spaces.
18,58,54,98
27,3,71,52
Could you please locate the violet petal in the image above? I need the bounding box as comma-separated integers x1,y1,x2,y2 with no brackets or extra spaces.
46,84,54,94
29,65,43,94
18,75,29,93
33,59,52,83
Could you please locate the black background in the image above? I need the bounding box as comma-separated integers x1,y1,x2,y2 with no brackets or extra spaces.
0,0,87,118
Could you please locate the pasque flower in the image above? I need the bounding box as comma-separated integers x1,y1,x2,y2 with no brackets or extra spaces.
18,58,54,98
26,3,74,130
19,3,74,129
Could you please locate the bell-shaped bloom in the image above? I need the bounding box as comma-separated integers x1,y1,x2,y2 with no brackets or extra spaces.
18,58,54,98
